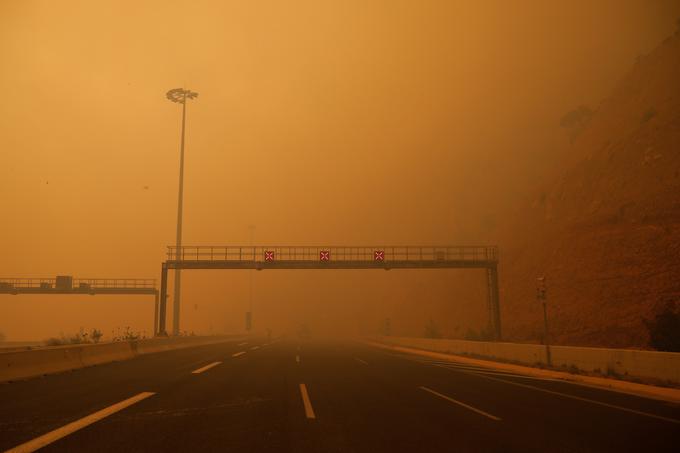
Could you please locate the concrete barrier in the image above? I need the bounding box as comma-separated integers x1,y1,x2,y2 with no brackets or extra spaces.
0,335,243,383
79,342,135,367
136,335,240,355
374,336,680,384
0,346,91,382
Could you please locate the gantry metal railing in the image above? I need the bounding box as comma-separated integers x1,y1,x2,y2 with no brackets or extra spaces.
0,278,156,291
167,245,498,263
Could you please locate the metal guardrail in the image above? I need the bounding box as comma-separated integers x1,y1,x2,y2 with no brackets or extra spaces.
74,279,156,289
167,246,498,263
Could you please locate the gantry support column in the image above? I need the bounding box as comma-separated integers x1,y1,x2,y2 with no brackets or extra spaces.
153,291,159,336
158,263,169,336
486,264,501,341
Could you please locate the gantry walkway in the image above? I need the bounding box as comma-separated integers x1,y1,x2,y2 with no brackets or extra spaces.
159,245,500,339
165,245,498,269
0,277,157,295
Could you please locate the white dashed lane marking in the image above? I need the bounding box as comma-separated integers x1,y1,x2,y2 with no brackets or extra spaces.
191,362,221,374
299,384,316,419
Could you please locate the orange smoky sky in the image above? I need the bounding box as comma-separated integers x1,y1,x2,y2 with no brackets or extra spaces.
1,0,679,340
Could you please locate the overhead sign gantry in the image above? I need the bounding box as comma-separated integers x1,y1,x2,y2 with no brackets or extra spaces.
158,245,501,340
0,276,160,334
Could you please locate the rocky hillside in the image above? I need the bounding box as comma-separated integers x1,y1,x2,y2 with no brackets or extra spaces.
500,31,680,348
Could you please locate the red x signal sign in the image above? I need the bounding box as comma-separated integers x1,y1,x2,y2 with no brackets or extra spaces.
374,250,385,261
320,250,330,261
264,250,275,261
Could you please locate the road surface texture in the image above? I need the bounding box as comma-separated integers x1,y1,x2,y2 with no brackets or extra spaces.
1,338,678,452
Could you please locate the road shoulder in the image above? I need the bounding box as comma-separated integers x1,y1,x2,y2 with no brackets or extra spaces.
364,340,680,404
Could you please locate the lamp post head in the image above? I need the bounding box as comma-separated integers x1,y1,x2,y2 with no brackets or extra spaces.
166,88,199,104
536,276,547,300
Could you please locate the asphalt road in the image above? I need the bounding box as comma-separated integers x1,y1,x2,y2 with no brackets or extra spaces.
1,338,679,452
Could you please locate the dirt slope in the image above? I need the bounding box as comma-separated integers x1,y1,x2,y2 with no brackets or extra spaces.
500,32,680,348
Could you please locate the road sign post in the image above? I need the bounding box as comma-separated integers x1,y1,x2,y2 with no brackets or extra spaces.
537,277,551,366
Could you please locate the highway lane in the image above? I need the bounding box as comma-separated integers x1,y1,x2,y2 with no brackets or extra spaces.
0,339,250,451
351,345,680,452
1,339,678,452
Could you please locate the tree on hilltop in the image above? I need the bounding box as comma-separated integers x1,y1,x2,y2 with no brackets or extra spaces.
560,105,593,143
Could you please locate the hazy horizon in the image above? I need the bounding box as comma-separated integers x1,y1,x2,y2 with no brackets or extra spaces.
2,0,679,341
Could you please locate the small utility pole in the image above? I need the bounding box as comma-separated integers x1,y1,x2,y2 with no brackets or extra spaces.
537,277,551,366
384,317,391,336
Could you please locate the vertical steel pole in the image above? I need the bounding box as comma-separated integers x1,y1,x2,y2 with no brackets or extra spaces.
247,225,255,331
542,300,551,366
159,263,169,336
172,95,187,336
487,264,501,341
153,291,159,336
538,277,551,366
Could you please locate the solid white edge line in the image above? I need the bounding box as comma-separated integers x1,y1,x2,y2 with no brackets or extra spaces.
467,369,562,381
428,361,561,381
420,386,501,421
465,371,680,425
232,351,246,357
191,361,222,374
299,383,316,419
4,392,156,453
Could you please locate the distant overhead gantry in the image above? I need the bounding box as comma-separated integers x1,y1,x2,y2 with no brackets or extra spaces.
158,245,501,340
0,276,160,334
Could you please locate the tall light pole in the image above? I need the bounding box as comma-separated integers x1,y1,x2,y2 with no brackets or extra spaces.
246,224,255,332
166,87,198,336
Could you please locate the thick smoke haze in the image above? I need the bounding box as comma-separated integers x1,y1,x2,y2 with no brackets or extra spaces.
1,0,679,341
